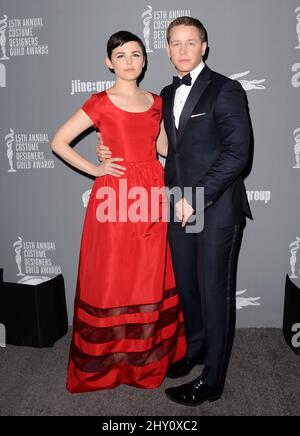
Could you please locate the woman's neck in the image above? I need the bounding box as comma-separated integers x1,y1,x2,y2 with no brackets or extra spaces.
110,79,140,95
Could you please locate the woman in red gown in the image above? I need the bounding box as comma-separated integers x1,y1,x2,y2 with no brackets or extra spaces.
51,31,186,393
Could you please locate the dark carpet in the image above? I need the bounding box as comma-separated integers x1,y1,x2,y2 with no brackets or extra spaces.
0,329,299,416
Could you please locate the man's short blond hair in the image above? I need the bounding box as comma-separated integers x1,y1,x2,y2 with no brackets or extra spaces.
167,16,208,44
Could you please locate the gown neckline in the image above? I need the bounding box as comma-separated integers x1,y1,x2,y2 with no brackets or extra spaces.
104,90,155,114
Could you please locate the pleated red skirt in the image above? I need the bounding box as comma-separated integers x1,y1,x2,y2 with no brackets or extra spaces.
66,161,186,393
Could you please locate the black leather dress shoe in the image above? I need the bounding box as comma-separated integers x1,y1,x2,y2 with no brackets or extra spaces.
166,351,204,379
165,377,221,406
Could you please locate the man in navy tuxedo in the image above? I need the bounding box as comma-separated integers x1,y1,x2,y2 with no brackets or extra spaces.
96,16,252,406
158,16,252,406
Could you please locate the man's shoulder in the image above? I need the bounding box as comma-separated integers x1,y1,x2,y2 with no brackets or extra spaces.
209,68,242,91
160,83,173,98
209,68,232,86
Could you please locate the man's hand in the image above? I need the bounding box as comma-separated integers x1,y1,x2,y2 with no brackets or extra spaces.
175,197,194,227
96,132,112,162
95,132,125,176
94,158,126,178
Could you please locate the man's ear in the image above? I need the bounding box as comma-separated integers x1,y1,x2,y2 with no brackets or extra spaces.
166,45,171,60
201,42,208,57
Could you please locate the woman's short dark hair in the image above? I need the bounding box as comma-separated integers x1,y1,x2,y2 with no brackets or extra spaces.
106,31,148,79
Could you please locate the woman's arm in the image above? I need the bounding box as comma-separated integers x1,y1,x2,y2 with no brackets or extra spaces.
156,120,168,157
51,109,125,177
51,109,99,176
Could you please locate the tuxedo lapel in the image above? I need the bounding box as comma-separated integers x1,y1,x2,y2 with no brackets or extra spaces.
176,66,211,147
164,86,177,149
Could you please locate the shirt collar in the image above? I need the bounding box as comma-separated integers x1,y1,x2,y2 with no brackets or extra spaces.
190,60,205,85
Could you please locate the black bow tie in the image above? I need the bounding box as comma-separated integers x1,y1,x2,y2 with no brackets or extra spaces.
172,73,192,88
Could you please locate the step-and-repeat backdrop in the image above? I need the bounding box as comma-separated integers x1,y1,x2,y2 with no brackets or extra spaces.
0,0,299,327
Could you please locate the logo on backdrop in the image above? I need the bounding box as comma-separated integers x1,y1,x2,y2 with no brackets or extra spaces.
293,127,300,168
236,289,261,310
71,79,115,95
0,323,5,348
0,324,6,348
283,276,300,354
141,5,191,52
142,6,154,53
12,236,62,283
229,71,266,91
291,63,300,87
82,189,91,208
289,237,300,279
0,13,8,86
246,190,271,204
0,13,49,88
291,323,300,348
295,6,300,49
4,129,55,172
0,14,9,60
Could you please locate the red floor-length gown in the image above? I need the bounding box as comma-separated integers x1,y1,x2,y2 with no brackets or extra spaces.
66,90,186,393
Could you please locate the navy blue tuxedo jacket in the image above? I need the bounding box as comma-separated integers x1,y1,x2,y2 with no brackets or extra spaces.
161,65,252,228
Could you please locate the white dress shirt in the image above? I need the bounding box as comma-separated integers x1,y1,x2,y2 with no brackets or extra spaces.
173,61,205,129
